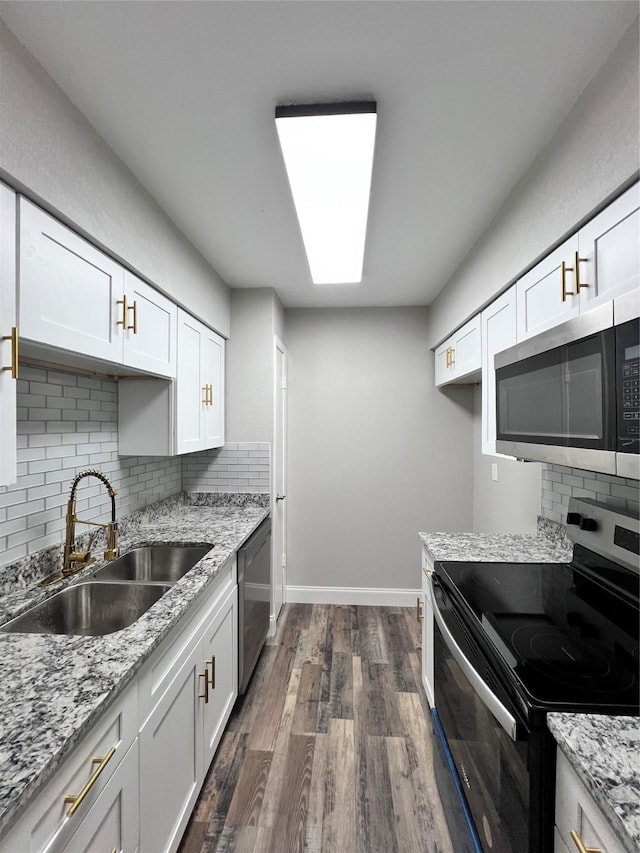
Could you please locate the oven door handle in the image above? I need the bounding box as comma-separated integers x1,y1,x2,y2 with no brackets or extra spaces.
428,578,520,742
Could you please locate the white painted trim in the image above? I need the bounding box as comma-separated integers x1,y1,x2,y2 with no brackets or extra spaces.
286,585,421,607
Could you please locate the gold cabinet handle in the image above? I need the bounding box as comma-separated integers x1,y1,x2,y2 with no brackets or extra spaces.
129,299,138,334
198,671,209,703
574,251,588,293
64,747,116,817
416,596,424,622
207,655,216,689
448,347,455,368
202,386,209,405
569,830,600,853
445,347,451,368
116,295,129,328
1,327,18,379
561,260,575,302
209,384,214,406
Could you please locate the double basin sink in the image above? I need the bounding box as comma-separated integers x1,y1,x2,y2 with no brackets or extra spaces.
0,545,211,637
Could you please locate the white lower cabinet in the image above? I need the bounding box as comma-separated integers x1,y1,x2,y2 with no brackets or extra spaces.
420,548,435,709
555,749,625,853
0,562,239,853
138,570,238,853
60,740,139,853
0,682,137,853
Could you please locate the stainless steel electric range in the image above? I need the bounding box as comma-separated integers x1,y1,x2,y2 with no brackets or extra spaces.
428,497,639,853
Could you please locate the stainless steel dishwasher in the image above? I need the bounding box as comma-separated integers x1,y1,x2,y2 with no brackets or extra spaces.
238,517,271,694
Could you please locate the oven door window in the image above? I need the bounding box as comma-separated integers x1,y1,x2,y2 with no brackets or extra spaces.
434,621,530,853
496,328,615,449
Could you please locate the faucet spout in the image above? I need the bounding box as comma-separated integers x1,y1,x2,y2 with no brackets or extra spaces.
63,469,120,576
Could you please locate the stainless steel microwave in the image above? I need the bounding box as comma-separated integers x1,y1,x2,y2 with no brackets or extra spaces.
495,291,639,477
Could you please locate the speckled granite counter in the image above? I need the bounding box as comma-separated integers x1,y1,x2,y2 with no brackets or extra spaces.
419,516,573,564
548,714,640,853
0,494,269,837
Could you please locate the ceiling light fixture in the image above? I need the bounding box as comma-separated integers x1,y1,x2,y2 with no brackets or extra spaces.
275,101,377,285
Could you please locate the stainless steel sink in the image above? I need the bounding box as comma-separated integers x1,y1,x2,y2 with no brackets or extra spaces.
0,582,171,636
91,545,211,584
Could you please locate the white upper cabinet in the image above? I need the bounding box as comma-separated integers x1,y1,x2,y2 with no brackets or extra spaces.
517,183,639,341
122,271,177,377
118,308,225,456
19,198,177,377
577,182,639,310
0,183,17,486
19,198,125,362
516,235,580,341
481,286,517,456
434,315,481,386
176,309,225,454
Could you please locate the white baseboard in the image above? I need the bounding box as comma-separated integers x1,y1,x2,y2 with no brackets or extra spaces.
286,585,420,607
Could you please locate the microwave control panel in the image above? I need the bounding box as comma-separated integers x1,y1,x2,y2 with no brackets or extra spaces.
617,318,640,452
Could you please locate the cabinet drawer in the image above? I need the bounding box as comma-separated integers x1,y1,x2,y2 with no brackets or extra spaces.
555,749,625,853
60,739,139,853
137,555,236,725
0,681,137,853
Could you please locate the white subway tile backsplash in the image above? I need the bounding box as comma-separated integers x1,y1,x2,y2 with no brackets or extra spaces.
1,366,271,572
541,463,639,522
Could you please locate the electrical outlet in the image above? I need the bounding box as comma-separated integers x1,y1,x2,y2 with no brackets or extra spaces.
491,463,498,482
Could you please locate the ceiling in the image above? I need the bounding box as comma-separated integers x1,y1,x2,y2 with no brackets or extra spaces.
0,1,637,308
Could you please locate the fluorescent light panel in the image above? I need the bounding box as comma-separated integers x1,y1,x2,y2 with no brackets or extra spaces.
275,102,377,284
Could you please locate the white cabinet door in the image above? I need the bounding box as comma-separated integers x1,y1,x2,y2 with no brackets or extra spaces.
481,287,517,456
555,750,625,853
139,639,204,853
420,554,434,709
202,585,237,767
516,235,580,341
202,326,225,449
434,315,481,387
434,341,451,386
0,183,17,486
578,183,639,311
122,271,177,377
19,198,125,361
176,311,206,454
60,740,139,853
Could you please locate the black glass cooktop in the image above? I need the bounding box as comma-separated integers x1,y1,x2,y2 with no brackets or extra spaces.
436,548,639,711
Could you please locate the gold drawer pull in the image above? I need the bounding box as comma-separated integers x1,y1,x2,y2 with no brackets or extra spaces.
570,830,601,853
416,596,424,622
129,299,138,334
574,251,588,293
561,260,575,302
198,671,209,703
208,655,216,689
64,747,116,817
1,327,18,379
116,295,128,328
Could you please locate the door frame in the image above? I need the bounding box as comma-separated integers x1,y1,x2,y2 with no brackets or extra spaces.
271,335,287,632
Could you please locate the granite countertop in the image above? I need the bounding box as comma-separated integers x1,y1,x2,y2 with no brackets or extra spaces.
0,495,269,837
419,516,573,564
548,713,640,853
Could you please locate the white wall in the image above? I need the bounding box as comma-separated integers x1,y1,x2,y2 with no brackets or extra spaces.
472,387,541,534
428,21,639,349
226,288,284,443
285,307,474,594
0,21,230,337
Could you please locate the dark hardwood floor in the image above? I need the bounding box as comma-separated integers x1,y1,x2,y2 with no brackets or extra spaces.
178,603,453,853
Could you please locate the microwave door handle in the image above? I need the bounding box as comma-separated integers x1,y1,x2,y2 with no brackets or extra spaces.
428,579,519,742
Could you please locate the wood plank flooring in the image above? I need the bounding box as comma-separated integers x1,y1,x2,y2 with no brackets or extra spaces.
178,604,453,853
